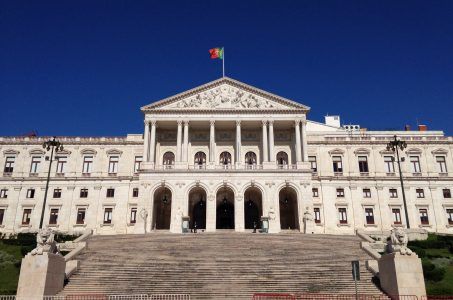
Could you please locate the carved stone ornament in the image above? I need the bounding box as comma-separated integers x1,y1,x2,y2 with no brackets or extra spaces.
167,84,282,110
30,228,60,256
386,227,413,255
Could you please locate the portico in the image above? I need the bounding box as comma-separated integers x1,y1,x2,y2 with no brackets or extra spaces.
139,77,313,233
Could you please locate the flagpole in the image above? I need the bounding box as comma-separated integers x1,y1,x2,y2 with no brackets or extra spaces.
222,47,225,77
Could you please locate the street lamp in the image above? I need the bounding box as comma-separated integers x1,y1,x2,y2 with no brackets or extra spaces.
386,135,410,229
39,137,64,229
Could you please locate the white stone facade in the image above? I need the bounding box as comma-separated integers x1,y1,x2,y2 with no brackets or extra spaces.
0,77,452,235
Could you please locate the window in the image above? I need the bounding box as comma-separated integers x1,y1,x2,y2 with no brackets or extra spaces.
384,156,395,173
53,188,62,198
309,156,317,172
338,208,348,224
0,189,7,199
130,207,137,224
363,188,371,198
4,156,15,173
332,156,343,173
49,208,59,225
22,209,32,225
314,208,321,224
132,188,139,198
416,188,425,198
219,152,232,166
108,156,119,174
336,188,345,198
55,156,67,174
26,188,35,199
447,209,453,225
245,152,257,168
0,209,4,225
389,188,398,198
80,188,88,198
436,156,448,173
103,208,113,224
82,156,93,174
443,189,451,199
134,156,143,173
276,151,288,168
419,209,429,225
392,208,402,225
76,208,86,224
162,152,175,168
410,156,421,173
30,156,41,174
194,152,207,168
365,208,375,225
106,188,115,198
358,156,369,173
312,188,319,197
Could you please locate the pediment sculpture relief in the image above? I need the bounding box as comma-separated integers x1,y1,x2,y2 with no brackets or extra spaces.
169,85,281,109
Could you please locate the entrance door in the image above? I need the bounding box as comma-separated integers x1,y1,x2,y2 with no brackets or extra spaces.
244,187,263,229
217,200,235,229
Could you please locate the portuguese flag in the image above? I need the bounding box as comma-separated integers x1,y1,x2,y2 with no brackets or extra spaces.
209,47,224,60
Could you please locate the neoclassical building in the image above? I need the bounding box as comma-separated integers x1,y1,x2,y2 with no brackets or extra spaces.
0,77,452,235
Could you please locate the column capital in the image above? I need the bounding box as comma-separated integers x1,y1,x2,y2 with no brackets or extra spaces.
268,120,274,126
144,120,150,126
210,120,216,126
177,120,183,126
150,120,157,126
301,120,307,126
236,120,241,126
183,120,190,126
262,120,268,126
294,119,301,126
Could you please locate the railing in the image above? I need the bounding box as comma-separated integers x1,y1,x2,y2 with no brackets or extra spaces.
252,294,421,300
0,295,190,300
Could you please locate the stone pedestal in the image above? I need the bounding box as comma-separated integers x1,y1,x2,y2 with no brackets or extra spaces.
378,252,426,298
16,252,66,299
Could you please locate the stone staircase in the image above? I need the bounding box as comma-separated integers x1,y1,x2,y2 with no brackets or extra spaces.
59,232,385,299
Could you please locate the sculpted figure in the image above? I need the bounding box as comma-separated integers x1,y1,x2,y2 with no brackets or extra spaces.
268,207,276,220
30,228,60,256
302,207,315,234
387,227,413,255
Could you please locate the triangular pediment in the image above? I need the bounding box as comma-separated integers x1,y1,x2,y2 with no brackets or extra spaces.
141,77,310,112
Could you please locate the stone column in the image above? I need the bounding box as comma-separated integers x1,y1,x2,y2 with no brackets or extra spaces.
183,120,189,162
176,120,182,162
149,120,157,164
206,194,216,232
268,120,275,162
301,120,308,162
236,120,241,166
143,121,150,162
235,196,244,232
262,120,268,163
294,120,302,163
209,120,215,163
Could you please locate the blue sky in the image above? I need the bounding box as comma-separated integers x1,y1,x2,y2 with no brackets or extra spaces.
1,1,452,136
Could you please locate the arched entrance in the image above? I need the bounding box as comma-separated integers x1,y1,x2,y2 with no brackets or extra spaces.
216,187,235,229
244,187,262,230
152,187,172,230
188,187,207,230
279,186,299,230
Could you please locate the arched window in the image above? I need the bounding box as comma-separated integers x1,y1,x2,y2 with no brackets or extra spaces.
245,152,257,169
194,152,207,169
219,152,232,169
276,151,288,169
163,152,175,169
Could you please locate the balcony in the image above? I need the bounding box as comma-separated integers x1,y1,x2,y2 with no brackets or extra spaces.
29,172,38,177
360,172,369,177
2,172,12,177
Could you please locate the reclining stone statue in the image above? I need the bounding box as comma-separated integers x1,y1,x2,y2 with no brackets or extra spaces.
386,227,413,255
30,227,60,256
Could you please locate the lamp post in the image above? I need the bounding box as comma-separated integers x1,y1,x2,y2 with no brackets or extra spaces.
39,137,64,229
386,135,410,229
